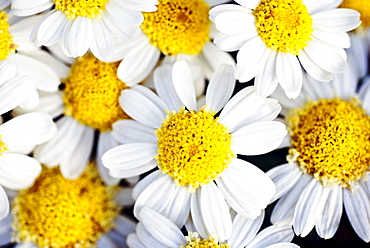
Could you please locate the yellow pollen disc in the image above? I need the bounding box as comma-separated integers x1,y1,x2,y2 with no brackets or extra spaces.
0,11,16,61
62,53,130,132
254,0,313,55
141,0,211,56
180,232,230,248
286,98,370,188
340,0,370,29
53,0,109,19
12,165,119,248
155,106,235,191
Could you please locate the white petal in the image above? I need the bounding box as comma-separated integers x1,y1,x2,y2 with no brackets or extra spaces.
36,10,67,46
206,64,235,113
298,50,332,83
254,50,278,97
214,31,257,52
231,121,287,155
271,173,312,225
276,52,302,99
214,8,255,34
112,120,156,144
136,223,167,247
293,180,329,237
96,132,120,186
119,86,166,129
192,183,232,242
234,0,259,9
102,143,157,171
172,60,197,110
11,0,52,15
102,11,140,41
154,65,183,112
126,234,145,248
0,153,41,190
0,112,56,148
312,9,361,32
63,17,92,57
132,170,163,200
113,0,158,12
304,0,342,14
209,4,251,23
246,225,294,248
343,187,370,242
0,60,16,86
139,207,186,247
0,186,9,220
315,184,342,239
312,29,350,49
267,163,302,203
216,158,275,219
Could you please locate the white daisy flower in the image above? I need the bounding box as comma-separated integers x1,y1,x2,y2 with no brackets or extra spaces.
102,61,287,231
10,0,158,60
110,0,235,87
23,52,138,184
210,0,361,99
0,112,57,220
0,164,137,248
267,57,370,241
127,207,299,247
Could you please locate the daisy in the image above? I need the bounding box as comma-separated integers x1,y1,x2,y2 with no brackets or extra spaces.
267,58,370,241
102,61,287,230
0,164,137,248
0,112,57,220
26,52,138,184
110,0,235,87
127,207,298,247
10,0,158,60
210,0,361,99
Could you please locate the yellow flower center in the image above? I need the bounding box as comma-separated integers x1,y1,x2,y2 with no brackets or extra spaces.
0,11,16,61
62,53,130,132
340,0,370,29
180,232,230,248
155,106,235,192
12,165,119,248
254,0,313,55
141,0,211,56
53,0,109,19
287,98,370,188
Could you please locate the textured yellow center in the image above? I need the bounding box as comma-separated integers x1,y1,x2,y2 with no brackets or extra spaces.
12,165,119,248
180,233,230,248
254,0,313,55
340,0,370,29
287,98,370,188
155,106,235,192
53,0,109,19
0,11,16,61
62,53,130,132
141,0,211,56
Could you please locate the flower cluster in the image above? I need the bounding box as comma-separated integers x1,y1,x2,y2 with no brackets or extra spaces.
0,0,369,247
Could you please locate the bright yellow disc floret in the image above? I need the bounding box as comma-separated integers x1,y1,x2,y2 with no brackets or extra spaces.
254,0,313,55
62,52,130,132
0,11,16,61
141,0,211,56
180,232,230,248
155,106,235,192
12,165,119,248
287,98,370,188
340,0,370,29
53,0,109,19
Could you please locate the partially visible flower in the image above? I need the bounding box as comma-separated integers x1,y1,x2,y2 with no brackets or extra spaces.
268,58,370,242
127,207,299,248
0,112,57,220
0,164,136,247
102,61,286,232
11,0,158,60
109,0,235,89
210,0,360,99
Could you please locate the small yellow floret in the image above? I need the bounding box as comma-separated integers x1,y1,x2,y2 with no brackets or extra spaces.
141,0,211,56
0,11,16,61
62,52,130,132
287,98,370,188
180,232,230,248
340,0,370,29
0,135,8,155
155,106,235,192
53,0,109,19
12,165,119,248
254,0,313,55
